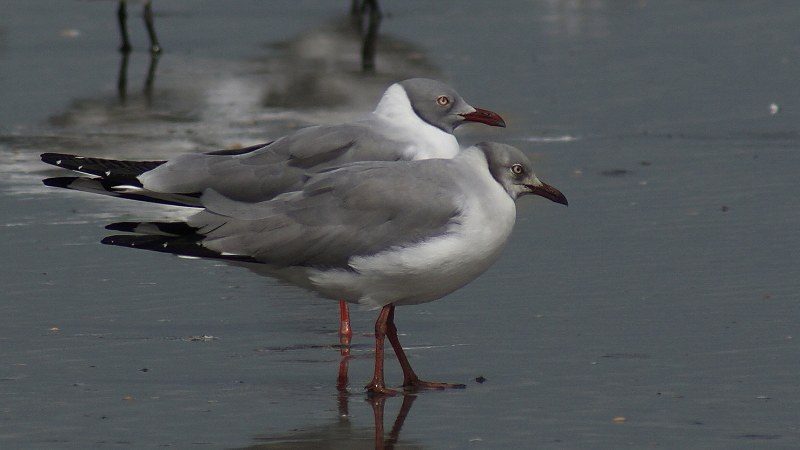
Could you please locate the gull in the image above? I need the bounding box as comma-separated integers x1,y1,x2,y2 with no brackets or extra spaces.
41,77,506,341
44,142,567,395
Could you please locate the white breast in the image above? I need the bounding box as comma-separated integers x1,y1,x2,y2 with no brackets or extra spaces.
309,150,516,309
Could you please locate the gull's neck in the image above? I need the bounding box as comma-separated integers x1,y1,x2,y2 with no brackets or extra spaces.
372,84,459,160
373,83,418,122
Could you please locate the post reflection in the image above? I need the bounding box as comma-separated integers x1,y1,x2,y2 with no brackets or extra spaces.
116,49,160,103
115,0,162,102
50,2,434,152
114,1,385,104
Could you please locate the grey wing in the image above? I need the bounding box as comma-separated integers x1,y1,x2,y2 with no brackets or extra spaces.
140,122,410,202
242,120,413,169
189,162,462,269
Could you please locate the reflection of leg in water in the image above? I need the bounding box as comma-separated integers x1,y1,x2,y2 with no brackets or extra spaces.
368,393,417,450
337,365,350,418
336,300,354,417
370,395,387,450
388,394,416,447
336,299,353,405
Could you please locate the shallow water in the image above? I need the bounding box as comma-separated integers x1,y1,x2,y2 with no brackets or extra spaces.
1,0,799,448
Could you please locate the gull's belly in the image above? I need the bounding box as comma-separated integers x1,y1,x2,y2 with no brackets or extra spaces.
310,179,517,309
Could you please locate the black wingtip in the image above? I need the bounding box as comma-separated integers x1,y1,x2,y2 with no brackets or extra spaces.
41,152,71,166
105,221,140,233
101,233,260,263
42,176,80,188
105,221,199,236
100,234,141,247
101,234,178,252
101,234,153,247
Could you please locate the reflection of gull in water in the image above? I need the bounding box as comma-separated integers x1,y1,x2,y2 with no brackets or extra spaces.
239,394,422,450
45,11,439,158
114,1,383,106
257,15,439,120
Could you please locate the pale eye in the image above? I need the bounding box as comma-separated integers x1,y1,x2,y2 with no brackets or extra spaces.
511,164,524,175
436,95,450,106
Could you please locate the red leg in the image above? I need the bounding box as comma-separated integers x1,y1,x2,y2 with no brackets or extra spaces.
339,300,353,343
385,307,466,391
365,305,400,396
337,301,352,392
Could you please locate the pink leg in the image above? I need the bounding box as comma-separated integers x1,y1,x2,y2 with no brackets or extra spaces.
339,300,353,344
385,306,466,391
337,300,352,392
365,305,400,396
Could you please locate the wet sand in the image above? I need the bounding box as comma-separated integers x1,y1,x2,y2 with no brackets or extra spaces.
1,1,799,448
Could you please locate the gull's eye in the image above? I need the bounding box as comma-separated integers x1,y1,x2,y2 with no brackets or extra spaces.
436,95,450,107
511,164,525,175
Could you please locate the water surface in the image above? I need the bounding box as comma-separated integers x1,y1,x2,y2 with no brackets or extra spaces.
1,1,799,448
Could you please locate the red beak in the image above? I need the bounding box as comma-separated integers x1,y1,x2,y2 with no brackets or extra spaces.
460,107,506,128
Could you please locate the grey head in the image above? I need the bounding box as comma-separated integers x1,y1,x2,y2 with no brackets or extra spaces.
397,78,506,133
476,142,569,205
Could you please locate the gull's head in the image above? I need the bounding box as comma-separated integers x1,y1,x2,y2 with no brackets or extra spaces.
476,142,568,205
396,78,506,133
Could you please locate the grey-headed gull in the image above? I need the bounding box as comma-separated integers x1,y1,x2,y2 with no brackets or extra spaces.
44,142,567,394
41,78,506,341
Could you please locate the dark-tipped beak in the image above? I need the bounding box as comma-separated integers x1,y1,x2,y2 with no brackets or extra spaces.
526,182,568,206
460,107,506,128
